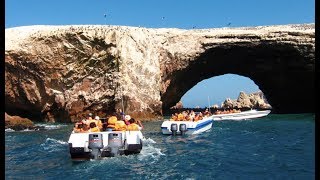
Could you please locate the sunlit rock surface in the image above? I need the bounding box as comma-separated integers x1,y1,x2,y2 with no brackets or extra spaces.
221,91,272,109
5,113,35,131
5,24,314,122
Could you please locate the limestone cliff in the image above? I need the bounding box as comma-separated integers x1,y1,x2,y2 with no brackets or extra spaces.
5,24,315,122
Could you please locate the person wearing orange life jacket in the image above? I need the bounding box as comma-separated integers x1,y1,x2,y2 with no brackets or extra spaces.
94,116,103,130
126,118,143,131
107,114,118,130
73,122,84,133
177,113,184,121
88,122,100,132
114,120,127,131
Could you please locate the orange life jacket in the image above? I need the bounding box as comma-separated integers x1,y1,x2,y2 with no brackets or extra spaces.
126,123,140,131
115,121,127,131
89,127,100,132
177,113,184,121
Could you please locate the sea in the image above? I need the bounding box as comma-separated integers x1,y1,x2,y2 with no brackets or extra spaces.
5,113,315,180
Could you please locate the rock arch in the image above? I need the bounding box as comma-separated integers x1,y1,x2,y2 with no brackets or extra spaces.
5,24,315,122
160,39,315,113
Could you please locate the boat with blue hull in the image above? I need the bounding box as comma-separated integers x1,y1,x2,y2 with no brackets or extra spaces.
161,116,213,135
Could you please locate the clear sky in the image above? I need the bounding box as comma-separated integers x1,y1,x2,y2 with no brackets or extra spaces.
5,0,314,107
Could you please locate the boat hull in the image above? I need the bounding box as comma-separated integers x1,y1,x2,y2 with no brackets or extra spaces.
161,116,213,135
68,131,143,160
212,110,271,121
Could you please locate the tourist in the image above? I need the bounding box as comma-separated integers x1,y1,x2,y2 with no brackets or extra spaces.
88,122,100,132
115,109,124,120
73,122,83,133
170,113,178,121
124,115,131,125
126,118,143,131
189,110,196,121
94,116,103,130
81,123,89,132
83,113,94,126
107,114,118,130
115,119,127,131
177,112,184,121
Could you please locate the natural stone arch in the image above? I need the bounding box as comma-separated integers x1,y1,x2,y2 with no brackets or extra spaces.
160,41,315,113
5,24,314,122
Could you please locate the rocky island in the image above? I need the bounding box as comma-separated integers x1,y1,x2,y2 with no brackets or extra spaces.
5,24,315,124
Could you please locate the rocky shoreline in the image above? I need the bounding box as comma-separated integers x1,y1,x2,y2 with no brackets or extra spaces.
5,113,45,131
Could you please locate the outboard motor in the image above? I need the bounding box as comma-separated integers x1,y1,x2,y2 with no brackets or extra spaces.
88,134,103,159
171,123,178,136
107,132,124,156
179,124,187,135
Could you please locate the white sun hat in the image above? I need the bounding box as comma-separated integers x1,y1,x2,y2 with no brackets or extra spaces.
95,116,100,120
125,115,131,120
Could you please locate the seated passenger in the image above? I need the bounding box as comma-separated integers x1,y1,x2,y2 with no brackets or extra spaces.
107,115,118,130
124,115,131,125
115,120,127,131
189,110,196,121
170,113,177,121
177,113,184,121
89,122,100,132
81,123,89,132
73,122,84,133
94,116,103,130
203,109,211,117
83,113,94,125
126,118,143,131
194,114,200,121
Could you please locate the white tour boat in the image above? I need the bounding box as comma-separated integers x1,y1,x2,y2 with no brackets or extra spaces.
211,109,271,121
68,130,144,160
161,115,214,135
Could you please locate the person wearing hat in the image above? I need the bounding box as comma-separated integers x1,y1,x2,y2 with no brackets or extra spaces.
94,116,103,130
83,113,95,126
124,115,131,125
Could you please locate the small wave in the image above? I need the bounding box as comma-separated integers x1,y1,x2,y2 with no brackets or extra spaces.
5,128,15,132
45,137,68,145
40,138,68,152
142,137,156,144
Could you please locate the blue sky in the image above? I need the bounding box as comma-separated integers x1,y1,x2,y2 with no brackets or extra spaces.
5,0,314,107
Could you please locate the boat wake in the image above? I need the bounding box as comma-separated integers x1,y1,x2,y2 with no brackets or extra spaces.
40,138,68,152
137,137,165,163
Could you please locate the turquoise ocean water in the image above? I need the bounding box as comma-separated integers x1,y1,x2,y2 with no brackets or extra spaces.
5,114,315,179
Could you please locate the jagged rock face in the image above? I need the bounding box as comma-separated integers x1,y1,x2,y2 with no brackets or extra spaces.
5,24,315,122
5,112,35,131
221,91,272,109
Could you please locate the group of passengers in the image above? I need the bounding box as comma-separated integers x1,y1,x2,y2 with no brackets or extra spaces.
214,109,241,115
170,109,212,121
73,111,143,133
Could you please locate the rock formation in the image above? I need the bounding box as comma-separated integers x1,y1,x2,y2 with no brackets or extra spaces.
221,91,272,110
5,24,315,122
170,101,184,109
5,113,35,131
